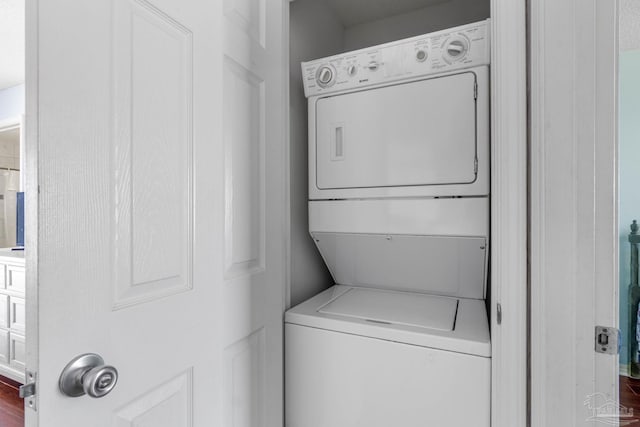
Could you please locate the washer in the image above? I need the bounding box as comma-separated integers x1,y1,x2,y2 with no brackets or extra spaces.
286,286,490,427
287,20,491,427
285,221,491,427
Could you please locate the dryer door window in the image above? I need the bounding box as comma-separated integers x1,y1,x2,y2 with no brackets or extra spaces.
315,71,477,190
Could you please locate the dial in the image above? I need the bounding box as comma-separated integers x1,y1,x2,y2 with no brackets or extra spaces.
416,49,428,62
347,65,357,76
368,61,379,71
444,37,469,62
316,65,336,88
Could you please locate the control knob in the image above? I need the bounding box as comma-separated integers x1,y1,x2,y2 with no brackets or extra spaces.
444,37,469,61
316,64,336,88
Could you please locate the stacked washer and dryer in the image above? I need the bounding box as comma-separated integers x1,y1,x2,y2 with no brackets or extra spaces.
286,20,491,427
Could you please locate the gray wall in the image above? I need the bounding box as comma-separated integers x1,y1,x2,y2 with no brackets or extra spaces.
344,0,489,51
289,0,343,307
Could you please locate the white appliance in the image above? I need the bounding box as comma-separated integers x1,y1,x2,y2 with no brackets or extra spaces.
304,20,490,200
286,20,491,427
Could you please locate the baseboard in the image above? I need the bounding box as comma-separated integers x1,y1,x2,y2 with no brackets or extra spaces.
0,374,21,389
0,365,24,385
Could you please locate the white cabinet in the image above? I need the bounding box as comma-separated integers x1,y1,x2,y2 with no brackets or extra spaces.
0,253,25,383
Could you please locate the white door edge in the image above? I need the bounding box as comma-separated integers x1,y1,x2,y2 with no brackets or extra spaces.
25,0,39,423
283,3,292,312
489,1,528,426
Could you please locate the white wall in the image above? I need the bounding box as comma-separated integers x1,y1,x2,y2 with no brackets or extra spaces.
289,0,342,306
343,0,489,51
0,84,24,122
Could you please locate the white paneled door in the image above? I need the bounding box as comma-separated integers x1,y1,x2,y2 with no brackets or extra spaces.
27,0,287,425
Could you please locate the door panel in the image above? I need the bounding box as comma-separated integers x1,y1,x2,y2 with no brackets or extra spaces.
9,332,24,371
0,329,8,365
315,72,477,190
7,264,25,294
112,0,194,309
31,0,286,425
113,371,192,427
222,1,286,426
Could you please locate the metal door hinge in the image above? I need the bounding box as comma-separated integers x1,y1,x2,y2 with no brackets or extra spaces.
474,158,478,174
474,81,478,100
595,326,619,355
496,303,502,325
19,371,37,411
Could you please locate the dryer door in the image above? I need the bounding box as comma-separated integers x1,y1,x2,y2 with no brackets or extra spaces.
315,71,477,191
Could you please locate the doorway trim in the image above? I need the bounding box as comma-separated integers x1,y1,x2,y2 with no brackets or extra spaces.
489,1,528,426
22,0,530,425
530,0,619,424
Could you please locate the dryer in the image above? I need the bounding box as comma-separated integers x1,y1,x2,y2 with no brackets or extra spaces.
286,20,491,427
303,20,490,200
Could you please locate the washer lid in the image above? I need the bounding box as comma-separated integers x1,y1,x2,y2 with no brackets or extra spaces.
318,288,458,332
285,285,491,357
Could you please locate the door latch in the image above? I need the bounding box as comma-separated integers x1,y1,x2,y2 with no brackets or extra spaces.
19,371,37,411
595,326,619,355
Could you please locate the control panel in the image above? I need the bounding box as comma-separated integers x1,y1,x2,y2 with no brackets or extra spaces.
301,19,490,98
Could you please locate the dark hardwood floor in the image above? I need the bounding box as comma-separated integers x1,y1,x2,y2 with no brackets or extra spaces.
621,376,640,425
0,375,23,427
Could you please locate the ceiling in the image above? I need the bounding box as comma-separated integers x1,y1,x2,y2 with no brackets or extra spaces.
621,0,640,51
0,0,24,91
324,0,450,27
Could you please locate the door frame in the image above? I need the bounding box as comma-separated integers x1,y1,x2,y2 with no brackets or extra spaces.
23,1,529,426
530,0,619,425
